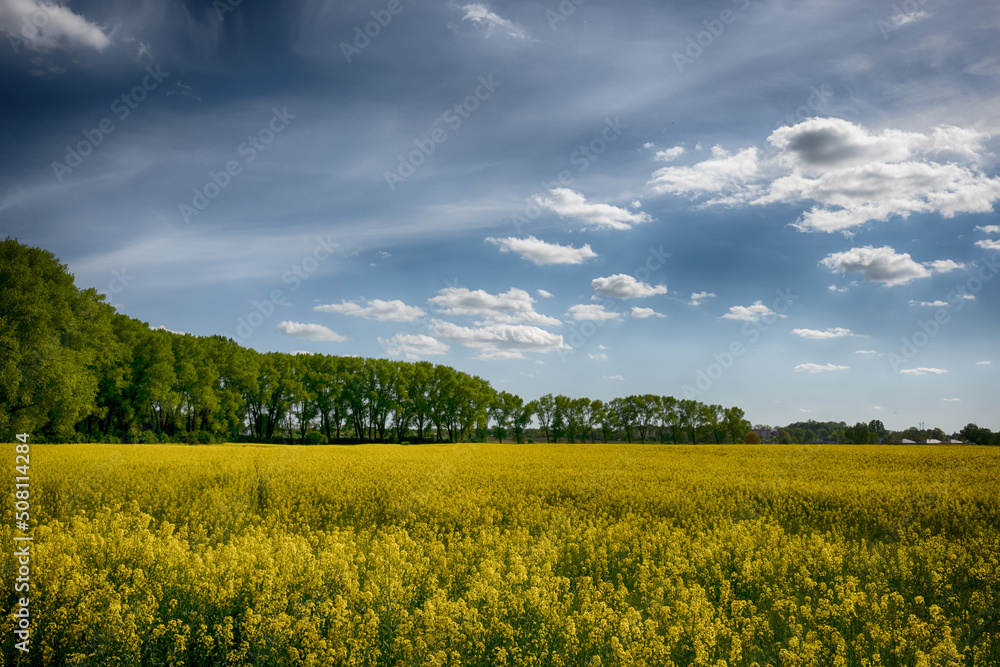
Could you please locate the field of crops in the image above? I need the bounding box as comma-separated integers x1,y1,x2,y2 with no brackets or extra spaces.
2,443,998,666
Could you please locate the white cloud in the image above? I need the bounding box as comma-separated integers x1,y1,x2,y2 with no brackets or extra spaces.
828,284,850,293
910,300,950,307
721,300,784,322
791,327,855,339
315,298,425,322
460,3,527,39
276,321,347,342
899,367,949,375
536,289,554,298
688,291,716,306
630,306,664,318
533,188,652,231
428,319,566,359
486,236,597,265
589,353,608,361
567,304,622,321
855,349,879,355
379,334,450,359
925,259,965,273
598,344,609,350
976,239,1000,251
649,145,760,201
603,375,624,381
794,363,849,373
976,360,993,365
428,287,560,327
591,274,667,299
0,0,111,53
820,246,961,286
892,9,927,26
943,397,961,402
648,118,1000,233
975,225,1000,234
654,146,685,162
872,406,883,410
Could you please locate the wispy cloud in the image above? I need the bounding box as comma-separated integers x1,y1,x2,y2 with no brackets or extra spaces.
486,236,597,265
276,321,347,342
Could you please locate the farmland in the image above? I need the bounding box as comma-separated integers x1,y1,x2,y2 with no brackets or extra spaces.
2,443,999,666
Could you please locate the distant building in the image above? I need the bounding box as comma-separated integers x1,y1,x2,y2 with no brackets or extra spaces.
752,427,778,442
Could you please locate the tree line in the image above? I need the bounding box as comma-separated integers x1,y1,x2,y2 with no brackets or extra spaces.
0,239,754,445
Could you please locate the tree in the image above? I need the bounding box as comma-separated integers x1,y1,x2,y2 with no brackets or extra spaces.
868,419,886,440
724,406,751,445
744,431,761,444
633,395,659,443
0,239,108,439
679,399,702,444
534,393,556,443
847,422,872,445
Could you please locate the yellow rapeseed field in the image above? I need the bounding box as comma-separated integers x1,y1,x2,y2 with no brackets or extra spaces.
2,443,998,666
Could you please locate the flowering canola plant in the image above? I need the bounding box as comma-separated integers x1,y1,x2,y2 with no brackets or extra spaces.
2,443,997,666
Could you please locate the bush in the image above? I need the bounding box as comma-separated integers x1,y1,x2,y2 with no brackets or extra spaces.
744,431,761,444
304,431,328,445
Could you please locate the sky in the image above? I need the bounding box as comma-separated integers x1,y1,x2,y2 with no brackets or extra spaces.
1,0,999,432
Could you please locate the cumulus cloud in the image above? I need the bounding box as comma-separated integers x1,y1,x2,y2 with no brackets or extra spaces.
899,367,949,375
428,287,560,327
533,188,652,231
630,306,663,318
536,289,554,298
650,145,760,201
603,375,624,381
976,239,1000,251
276,321,347,342
589,353,608,361
591,274,667,299
379,334,450,359
0,0,112,53
428,319,566,359
721,300,785,322
688,291,716,306
975,225,1000,234
648,118,1000,233
486,236,597,265
315,298,425,322
820,246,962,286
791,327,855,339
654,146,685,162
910,300,950,307
794,363,849,373
460,3,527,39
566,304,622,321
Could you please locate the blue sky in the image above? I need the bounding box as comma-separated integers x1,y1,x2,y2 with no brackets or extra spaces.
1,0,998,431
